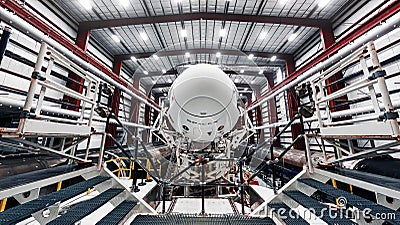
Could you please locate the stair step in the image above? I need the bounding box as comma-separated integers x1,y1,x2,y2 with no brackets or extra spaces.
268,203,309,225
299,178,400,225
0,176,110,225
0,164,80,191
48,188,124,225
131,214,276,225
95,200,137,225
284,190,357,225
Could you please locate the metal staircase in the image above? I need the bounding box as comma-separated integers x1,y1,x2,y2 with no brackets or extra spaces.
0,164,155,225
252,168,400,225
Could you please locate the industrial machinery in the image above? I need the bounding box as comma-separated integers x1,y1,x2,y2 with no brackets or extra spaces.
135,63,260,184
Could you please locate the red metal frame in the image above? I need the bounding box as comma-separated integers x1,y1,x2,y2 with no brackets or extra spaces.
62,28,89,110
105,59,123,147
320,24,350,113
265,75,280,147
285,58,305,150
248,0,400,109
0,0,160,110
80,12,330,30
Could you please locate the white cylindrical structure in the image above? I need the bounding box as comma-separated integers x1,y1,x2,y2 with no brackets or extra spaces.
167,64,240,143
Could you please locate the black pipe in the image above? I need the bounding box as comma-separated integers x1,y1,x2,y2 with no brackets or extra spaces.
276,135,303,161
270,144,276,193
239,160,245,215
274,114,300,138
201,185,205,215
0,27,12,64
162,184,166,214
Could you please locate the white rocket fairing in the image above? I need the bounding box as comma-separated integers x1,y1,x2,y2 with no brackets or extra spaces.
166,64,241,143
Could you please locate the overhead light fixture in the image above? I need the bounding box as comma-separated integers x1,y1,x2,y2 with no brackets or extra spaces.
259,30,268,40
288,33,297,42
244,88,248,91
240,69,244,73
181,29,187,38
185,52,191,58
270,55,277,61
219,28,226,37
131,56,137,62
168,78,172,83
162,69,167,74
140,32,148,41
152,79,157,84
153,54,159,60
251,80,256,84
80,0,92,10
280,0,288,4
216,52,221,58
111,34,120,43
258,70,264,75
119,0,130,7
318,0,330,8
163,93,167,96
248,54,254,60
234,78,239,83
143,70,149,75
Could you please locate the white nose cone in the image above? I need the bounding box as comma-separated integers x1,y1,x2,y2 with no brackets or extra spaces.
167,64,240,143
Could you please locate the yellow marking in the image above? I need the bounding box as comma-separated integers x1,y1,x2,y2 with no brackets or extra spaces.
0,198,7,212
57,181,62,191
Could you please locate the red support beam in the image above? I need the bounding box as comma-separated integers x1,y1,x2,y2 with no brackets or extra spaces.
286,58,305,150
265,75,280,147
105,59,123,147
62,27,90,110
320,24,349,113
0,0,160,110
80,13,330,31
248,0,400,110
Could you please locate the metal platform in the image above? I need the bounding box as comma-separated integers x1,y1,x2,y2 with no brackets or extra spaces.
48,188,125,225
0,176,110,225
131,214,276,225
95,200,137,225
251,168,400,225
284,190,357,225
0,164,79,191
332,167,400,192
267,203,309,225
299,178,400,225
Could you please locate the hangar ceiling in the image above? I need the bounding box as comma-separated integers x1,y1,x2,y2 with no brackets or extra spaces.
48,0,355,93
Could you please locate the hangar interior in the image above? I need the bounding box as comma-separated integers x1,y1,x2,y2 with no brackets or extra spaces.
0,0,400,224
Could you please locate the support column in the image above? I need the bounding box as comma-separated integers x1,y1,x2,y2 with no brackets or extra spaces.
0,26,12,64
105,59,122,147
286,57,305,150
152,97,160,142
128,77,141,141
254,86,264,144
247,93,255,144
265,75,280,147
62,28,90,110
143,88,152,142
320,24,349,112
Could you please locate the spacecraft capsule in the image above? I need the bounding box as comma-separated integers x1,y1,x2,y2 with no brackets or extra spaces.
167,64,240,143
